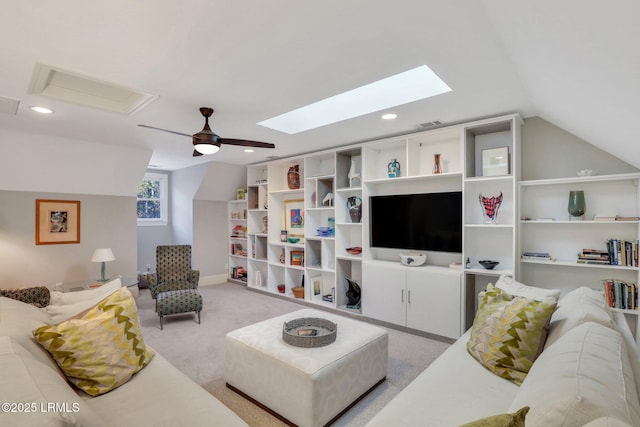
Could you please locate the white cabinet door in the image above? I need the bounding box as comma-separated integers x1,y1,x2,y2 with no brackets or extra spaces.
406,269,462,339
362,262,406,326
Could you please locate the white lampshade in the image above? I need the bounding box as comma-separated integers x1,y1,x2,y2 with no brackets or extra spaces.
91,248,115,263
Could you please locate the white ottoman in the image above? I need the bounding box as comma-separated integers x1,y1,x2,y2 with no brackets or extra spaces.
225,309,388,427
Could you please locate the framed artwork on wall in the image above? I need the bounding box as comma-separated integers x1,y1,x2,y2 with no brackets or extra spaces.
284,199,304,237
35,199,81,245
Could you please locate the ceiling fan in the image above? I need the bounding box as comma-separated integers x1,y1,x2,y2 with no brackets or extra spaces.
138,107,275,157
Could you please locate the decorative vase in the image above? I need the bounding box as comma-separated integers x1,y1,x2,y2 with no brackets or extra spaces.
433,153,442,174
479,192,503,223
387,159,400,178
287,165,300,189
568,190,586,220
345,278,361,306
348,158,360,187
346,196,362,223
279,248,286,264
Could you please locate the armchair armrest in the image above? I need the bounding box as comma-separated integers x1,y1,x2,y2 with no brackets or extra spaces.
190,270,200,288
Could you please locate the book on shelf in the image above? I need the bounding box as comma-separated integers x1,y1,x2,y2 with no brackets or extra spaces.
577,248,610,265
522,251,552,258
576,259,611,265
615,215,640,221
606,239,639,267
521,251,555,262
521,255,556,262
229,266,247,281
594,214,617,221
603,279,637,310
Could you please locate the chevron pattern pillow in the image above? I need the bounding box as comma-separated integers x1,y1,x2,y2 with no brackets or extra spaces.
467,284,556,385
33,287,154,396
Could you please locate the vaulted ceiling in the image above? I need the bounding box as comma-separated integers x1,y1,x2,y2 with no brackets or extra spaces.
0,1,638,171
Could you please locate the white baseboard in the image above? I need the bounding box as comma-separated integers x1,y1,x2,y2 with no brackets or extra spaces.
200,274,229,287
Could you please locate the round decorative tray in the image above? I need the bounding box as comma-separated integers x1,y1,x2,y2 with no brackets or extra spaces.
282,317,337,348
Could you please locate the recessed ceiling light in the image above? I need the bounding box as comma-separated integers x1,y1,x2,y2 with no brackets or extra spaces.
258,65,451,134
382,113,397,120
30,106,54,114
244,149,255,153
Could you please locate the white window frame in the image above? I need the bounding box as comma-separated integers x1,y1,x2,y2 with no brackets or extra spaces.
137,172,168,226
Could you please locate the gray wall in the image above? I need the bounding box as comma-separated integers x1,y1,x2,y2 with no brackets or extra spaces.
193,200,228,277
521,117,638,180
0,190,137,288
137,161,246,276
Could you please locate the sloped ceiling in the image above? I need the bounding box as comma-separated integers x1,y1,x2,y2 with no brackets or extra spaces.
0,1,637,171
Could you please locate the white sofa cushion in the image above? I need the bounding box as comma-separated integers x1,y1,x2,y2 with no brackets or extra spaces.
84,350,249,427
46,277,123,324
0,335,105,427
0,296,59,370
582,417,634,427
545,286,615,349
365,330,519,427
495,275,561,302
508,322,640,427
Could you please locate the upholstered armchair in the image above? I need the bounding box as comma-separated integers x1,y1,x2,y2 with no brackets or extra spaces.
147,245,200,299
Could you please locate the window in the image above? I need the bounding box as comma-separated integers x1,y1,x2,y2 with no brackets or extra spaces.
137,172,168,226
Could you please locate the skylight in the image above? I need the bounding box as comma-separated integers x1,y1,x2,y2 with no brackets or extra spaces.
258,65,451,134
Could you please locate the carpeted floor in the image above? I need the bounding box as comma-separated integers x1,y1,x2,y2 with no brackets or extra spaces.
137,283,450,426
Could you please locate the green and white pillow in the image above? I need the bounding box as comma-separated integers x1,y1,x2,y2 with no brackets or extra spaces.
460,407,530,427
467,284,556,385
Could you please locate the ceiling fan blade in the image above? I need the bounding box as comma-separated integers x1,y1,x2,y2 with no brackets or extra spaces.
219,138,275,149
137,124,191,138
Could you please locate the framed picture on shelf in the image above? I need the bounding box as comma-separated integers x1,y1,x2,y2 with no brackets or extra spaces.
35,199,81,245
280,230,288,242
284,199,304,237
290,250,304,266
309,275,322,296
481,146,510,176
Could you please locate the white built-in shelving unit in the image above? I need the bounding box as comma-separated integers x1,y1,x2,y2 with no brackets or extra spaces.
518,172,640,337
240,113,640,341
228,198,248,284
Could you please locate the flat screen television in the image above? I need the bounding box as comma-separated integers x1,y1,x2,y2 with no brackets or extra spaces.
369,191,462,253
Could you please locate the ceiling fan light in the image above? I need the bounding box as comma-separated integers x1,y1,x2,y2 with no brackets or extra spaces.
194,141,220,155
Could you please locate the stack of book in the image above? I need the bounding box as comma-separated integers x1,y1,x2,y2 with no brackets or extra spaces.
231,225,247,238
606,239,639,267
230,266,247,281
603,279,637,310
521,252,554,262
577,248,610,265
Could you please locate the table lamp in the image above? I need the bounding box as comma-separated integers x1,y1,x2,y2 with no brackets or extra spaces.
91,248,115,282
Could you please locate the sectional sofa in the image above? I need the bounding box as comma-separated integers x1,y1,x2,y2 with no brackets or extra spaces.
366,281,640,427
0,279,247,427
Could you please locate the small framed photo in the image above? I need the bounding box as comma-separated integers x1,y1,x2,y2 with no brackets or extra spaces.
482,147,510,176
36,199,81,245
236,188,246,200
310,275,322,296
284,199,304,237
280,230,288,242
290,250,304,266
